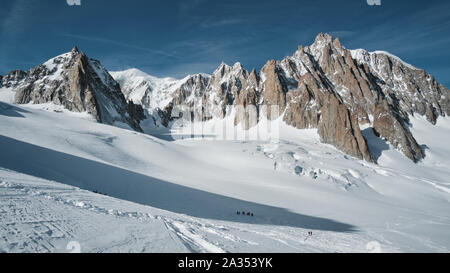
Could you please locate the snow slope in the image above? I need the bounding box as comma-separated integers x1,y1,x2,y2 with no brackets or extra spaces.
110,68,207,110
350,49,419,70
0,98,449,252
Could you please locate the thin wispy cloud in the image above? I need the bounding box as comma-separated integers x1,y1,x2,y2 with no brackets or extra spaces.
342,1,450,53
0,58,38,74
178,0,206,17
408,1,450,25
347,22,450,54
166,33,258,64
173,38,241,54
60,33,179,59
0,0,38,69
0,0,34,37
145,61,219,79
0,58,36,66
200,18,247,28
328,30,357,39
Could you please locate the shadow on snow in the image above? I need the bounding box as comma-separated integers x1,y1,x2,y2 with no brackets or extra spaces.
0,135,357,232
0,101,30,118
362,127,390,161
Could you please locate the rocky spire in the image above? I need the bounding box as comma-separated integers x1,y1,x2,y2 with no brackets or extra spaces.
71,46,79,54
314,33,333,45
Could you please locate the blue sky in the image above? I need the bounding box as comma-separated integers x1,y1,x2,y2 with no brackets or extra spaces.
0,0,449,86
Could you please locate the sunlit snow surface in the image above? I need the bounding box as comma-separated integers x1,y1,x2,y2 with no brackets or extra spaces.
0,95,449,252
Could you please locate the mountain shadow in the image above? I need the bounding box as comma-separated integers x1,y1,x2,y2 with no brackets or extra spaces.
0,135,357,232
0,101,29,118
361,127,390,161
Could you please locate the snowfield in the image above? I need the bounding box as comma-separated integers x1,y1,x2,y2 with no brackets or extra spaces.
0,97,449,253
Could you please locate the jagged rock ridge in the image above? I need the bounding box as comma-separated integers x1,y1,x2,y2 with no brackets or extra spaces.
112,33,449,163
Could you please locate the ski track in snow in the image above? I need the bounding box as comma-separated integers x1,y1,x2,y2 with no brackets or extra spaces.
0,175,227,253
0,170,399,253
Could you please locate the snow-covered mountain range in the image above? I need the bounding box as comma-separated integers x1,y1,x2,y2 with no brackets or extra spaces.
1,34,448,163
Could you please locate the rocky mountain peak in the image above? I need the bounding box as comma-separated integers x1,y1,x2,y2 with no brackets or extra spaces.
311,33,334,50
315,32,333,43
212,61,247,79
214,62,230,76
3,47,144,132
232,62,244,70
71,46,79,54
304,33,345,62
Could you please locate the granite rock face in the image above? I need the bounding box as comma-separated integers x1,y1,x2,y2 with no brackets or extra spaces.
317,93,373,162
2,47,144,132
